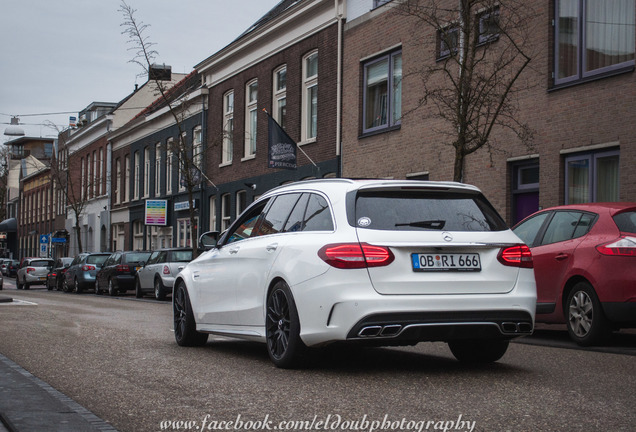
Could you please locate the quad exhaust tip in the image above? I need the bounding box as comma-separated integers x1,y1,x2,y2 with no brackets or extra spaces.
501,322,533,334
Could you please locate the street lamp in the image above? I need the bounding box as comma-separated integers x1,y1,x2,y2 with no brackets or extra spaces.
4,116,25,137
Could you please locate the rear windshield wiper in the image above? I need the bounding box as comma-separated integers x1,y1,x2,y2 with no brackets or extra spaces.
395,220,446,229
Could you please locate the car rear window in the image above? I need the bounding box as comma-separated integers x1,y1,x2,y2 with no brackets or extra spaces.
613,211,636,234
354,191,508,232
124,252,151,264
87,255,109,265
31,260,53,267
172,251,193,262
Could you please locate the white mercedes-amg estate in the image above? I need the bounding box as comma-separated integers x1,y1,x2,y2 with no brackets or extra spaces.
173,179,536,368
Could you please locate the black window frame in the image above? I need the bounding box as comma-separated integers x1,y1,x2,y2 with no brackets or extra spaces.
361,49,402,135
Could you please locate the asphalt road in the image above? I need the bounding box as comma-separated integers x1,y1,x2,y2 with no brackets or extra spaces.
0,279,634,432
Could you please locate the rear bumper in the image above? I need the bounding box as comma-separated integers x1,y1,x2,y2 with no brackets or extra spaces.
293,267,537,347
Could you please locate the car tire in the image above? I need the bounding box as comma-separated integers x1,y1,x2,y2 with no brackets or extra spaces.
448,339,509,363
265,281,306,369
47,280,53,291
108,279,117,297
62,278,70,293
135,278,143,298
74,277,82,294
173,281,208,346
16,279,22,290
154,278,166,301
23,279,30,290
566,281,609,346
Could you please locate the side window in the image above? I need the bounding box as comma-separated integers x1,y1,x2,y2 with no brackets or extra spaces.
225,201,269,245
147,251,161,265
157,251,168,264
284,193,310,232
257,193,302,236
303,194,334,231
513,212,550,246
572,213,595,239
541,212,583,245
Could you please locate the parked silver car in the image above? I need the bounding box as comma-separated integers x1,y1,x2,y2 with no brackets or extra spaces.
17,258,54,290
135,248,193,300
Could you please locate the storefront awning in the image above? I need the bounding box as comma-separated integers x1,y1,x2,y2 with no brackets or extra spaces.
0,218,17,232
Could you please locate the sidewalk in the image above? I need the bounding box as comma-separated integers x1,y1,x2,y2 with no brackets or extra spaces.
0,353,119,432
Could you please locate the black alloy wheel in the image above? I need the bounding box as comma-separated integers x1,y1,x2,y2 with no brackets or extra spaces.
173,282,208,346
265,281,305,368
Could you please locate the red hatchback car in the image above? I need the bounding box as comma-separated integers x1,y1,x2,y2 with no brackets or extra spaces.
513,203,636,346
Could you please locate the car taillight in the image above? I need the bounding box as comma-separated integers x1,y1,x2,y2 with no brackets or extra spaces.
318,243,395,269
116,264,130,273
50,272,57,277
596,236,636,256
26,267,36,274
163,265,170,275
82,265,96,271
498,245,533,268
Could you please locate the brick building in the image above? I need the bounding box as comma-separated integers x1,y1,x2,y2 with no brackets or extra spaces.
341,0,636,225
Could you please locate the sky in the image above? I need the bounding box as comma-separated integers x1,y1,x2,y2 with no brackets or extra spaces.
0,0,280,141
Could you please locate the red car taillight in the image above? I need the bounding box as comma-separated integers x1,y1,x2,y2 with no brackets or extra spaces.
318,243,395,269
26,267,36,274
82,265,96,271
115,264,130,273
596,236,636,256
163,265,170,275
498,245,533,268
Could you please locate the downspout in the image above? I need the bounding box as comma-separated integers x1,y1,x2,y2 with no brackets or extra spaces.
335,0,343,177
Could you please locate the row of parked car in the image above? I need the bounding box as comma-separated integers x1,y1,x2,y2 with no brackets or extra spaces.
12,248,194,300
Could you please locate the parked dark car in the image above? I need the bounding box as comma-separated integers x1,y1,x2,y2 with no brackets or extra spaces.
46,257,74,291
63,253,111,293
7,260,20,277
135,248,193,300
96,251,151,296
513,202,636,346
0,259,10,276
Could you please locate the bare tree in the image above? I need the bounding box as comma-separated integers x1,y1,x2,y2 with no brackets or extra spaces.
120,1,206,257
394,0,539,181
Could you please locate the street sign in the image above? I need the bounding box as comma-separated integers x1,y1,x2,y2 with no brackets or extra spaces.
40,234,49,244
40,243,48,258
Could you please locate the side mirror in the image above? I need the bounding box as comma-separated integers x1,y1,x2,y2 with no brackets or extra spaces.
199,231,220,251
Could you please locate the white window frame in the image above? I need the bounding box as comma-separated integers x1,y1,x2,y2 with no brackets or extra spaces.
244,79,258,159
221,193,231,231
143,147,150,198
155,143,162,196
115,158,121,204
124,154,130,203
133,151,140,200
209,195,217,232
236,190,247,217
222,90,234,165
302,51,318,143
98,148,103,196
179,132,187,193
273,65,287,129
166,139,174,195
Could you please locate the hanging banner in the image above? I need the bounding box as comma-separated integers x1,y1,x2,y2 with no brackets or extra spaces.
267,112,297,170
145,200,168,226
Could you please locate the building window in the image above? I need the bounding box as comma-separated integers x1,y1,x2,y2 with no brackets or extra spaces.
166,139,174,195
81,157,86,200
245,80,258,158
223,91,234,165
477,7,500,45
236,190,247,217
193,126,202,172
438,25,459,59
565,150,619,204
302,51,318,142
155,143,162,196
133,220,144,251
92,151,98,197
87,154,92,199
555,0,635,86
143,147,150,198
511,161,540,224
177,217,198,248
179,133,187,192
134,151,140,200
115,158,121,204
98,148,104,196
209,195,217,232
221,193,231,231
273,65,287,129
124,155,130,202
363,50,402,134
